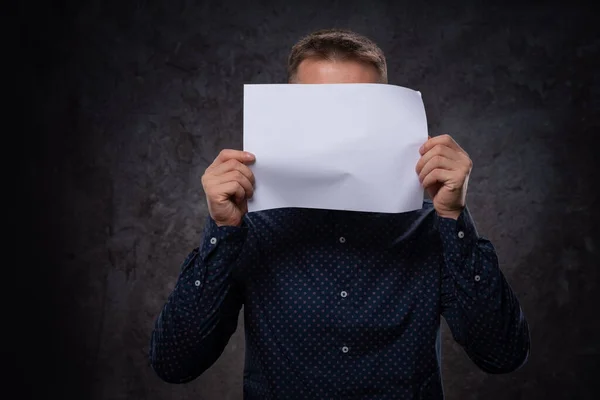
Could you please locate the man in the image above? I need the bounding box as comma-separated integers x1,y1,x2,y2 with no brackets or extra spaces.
149,29,530,399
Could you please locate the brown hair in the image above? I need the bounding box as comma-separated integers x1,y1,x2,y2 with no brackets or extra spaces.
287,28,388,83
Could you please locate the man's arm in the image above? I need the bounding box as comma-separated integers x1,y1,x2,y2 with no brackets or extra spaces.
437,207,530,373
149,215,256,383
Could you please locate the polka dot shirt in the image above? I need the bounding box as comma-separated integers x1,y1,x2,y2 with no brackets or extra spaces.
149,200,530,399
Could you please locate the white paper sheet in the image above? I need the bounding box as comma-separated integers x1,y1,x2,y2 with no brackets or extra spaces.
243,83,427,213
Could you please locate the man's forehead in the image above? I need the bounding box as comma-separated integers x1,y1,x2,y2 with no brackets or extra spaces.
294,58,381,84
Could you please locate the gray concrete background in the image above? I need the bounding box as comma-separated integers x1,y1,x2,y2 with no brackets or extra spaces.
15,0,598,399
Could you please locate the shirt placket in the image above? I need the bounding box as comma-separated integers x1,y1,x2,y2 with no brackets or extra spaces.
330,211,360,394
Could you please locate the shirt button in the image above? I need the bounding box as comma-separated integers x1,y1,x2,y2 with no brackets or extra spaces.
341,346,349,353
339,236,346,244
457,231,465,239
340,291,348,298
474,275,481,282
194,280,201,287
210,237,217,244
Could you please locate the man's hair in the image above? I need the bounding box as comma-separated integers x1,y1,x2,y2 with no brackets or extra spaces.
287,28,388,83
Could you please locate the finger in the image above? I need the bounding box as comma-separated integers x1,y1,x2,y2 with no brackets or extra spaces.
422,135,431,152
422,168,453,189
211,149,255,167
217,180,246,204
415,144,462,173
211,158,255,185
420,134,465,155
418,155,460,183
216,170,255,199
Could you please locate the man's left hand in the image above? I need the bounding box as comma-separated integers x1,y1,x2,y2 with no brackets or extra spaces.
415,134,472,220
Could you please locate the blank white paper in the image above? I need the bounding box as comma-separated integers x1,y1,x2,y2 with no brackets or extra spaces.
243,83,427,213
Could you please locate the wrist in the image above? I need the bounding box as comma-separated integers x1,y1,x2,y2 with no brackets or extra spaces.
436,210,461,220
214,217,244,228
211,214,244,228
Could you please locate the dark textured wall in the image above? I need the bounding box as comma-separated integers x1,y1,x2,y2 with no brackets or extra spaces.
16,0,598,399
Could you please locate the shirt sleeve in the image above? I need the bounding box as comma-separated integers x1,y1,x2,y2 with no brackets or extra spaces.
149,215,258,383
436,206,530,373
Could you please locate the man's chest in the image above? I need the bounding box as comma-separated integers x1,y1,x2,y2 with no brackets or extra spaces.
243,216,443,343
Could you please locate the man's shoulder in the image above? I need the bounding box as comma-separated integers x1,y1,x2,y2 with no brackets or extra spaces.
244,207,323,229
246,202,435,221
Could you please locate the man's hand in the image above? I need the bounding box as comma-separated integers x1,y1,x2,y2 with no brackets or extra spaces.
415,134,472,220
201,149,256,227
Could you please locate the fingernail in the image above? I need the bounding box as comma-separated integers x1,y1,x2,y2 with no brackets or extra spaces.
245,152,254,159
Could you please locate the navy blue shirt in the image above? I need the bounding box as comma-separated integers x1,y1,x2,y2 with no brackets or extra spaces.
149,200,529,399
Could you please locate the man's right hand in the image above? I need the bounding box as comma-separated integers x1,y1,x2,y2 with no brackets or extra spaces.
201,149,256,227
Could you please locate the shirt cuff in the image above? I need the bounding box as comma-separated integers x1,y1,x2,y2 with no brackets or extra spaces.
435,206,479,255
434,206,483,293
197,215,249,263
